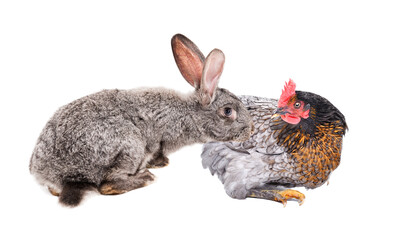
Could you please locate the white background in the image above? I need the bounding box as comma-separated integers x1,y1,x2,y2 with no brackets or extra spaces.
1,1,392,239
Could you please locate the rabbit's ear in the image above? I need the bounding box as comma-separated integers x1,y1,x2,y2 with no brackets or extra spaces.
171,34,205,89
200,49,225,106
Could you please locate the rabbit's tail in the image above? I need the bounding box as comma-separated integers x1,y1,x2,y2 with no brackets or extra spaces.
59,182,93,207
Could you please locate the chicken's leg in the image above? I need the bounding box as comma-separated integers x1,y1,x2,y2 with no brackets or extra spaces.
247,189,305,207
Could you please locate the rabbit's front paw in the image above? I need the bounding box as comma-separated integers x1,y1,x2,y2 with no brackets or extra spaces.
147,155,169,169
99,170,155,195
99,183,129,195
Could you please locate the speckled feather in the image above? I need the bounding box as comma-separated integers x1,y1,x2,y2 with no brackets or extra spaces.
202,94,347,199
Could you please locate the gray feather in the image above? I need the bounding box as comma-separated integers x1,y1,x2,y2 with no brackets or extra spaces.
201,95,295,199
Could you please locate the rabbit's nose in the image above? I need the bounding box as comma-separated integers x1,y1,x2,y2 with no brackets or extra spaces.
250,123,255,134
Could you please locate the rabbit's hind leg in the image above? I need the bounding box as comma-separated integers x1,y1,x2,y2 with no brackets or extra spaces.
98,169,155,195
48,187,60,196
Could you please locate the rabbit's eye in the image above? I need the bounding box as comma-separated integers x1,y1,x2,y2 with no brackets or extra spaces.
220,107,237,120
224,108,232,117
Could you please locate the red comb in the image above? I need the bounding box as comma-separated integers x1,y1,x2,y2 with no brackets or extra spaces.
278,79,296,107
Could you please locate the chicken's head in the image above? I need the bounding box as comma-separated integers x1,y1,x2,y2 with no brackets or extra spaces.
275,79,310,125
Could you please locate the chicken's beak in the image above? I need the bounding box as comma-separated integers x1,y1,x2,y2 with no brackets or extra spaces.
271,107,289,119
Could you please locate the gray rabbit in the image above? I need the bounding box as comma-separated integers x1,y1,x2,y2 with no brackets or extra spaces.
29,34,254,207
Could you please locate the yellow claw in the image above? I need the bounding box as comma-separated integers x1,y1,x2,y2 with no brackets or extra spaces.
276,189,306,206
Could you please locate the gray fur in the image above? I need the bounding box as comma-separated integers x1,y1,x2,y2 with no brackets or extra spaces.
29,34,253,206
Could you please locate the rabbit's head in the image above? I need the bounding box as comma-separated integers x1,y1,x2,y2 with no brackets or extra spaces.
172,34,253,142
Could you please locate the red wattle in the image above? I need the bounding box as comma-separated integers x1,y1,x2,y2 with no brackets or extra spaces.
281,114,301,125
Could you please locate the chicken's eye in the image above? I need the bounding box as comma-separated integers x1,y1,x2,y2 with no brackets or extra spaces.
294,102,301,109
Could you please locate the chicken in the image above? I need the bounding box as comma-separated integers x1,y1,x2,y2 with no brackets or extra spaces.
201,79,348,206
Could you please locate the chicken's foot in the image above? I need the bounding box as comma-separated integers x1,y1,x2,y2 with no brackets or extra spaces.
247,189,305,207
